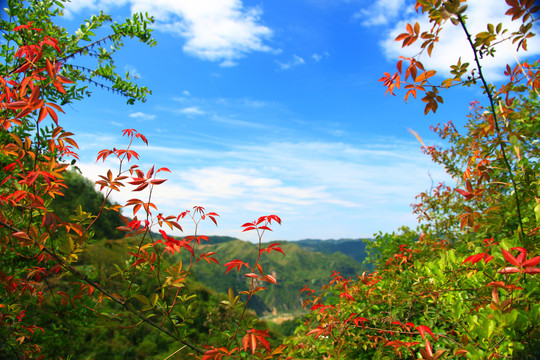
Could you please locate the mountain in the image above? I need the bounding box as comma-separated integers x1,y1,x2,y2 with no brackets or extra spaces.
288,238,369,264
206,236,370,264
182,239,367,316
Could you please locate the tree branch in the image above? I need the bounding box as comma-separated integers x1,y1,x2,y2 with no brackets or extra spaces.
457,14,525,243
0,219,204,355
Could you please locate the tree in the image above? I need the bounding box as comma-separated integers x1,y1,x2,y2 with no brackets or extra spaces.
286,1,540,359
1,3,286,359
0,1,158,358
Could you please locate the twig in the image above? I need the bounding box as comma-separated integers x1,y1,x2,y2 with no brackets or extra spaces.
457,14,525,243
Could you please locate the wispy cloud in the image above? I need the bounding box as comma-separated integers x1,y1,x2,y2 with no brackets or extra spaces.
164,95,281,130
75,137,452,240
65,0,273,65
179,106,205,116
210,114,268,129
353,0,407,27
129,111,156,120
242,99,268,108
311,52,329,62
277,54,305,70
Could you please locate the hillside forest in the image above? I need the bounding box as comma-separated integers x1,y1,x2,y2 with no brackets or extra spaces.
1,0,539,359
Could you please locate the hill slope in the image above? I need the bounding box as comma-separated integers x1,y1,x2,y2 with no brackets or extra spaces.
291,238,369,263
183,239,367,315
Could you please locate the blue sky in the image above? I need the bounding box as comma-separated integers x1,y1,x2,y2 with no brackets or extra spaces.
32,0,539,241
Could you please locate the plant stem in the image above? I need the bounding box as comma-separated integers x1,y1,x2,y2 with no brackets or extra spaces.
457,14,525,243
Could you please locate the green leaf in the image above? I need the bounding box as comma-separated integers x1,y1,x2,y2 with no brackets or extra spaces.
150,293,158,307
534,203,540,224
132,294,149,305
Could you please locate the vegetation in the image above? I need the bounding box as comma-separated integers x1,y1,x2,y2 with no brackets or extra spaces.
1,0,539,359
284,1,540,359
292,238,368,264
51,170,124,240
182,238,366,315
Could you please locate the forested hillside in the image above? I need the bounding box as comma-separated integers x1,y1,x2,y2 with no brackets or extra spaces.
182,239,366,315
292,238,368,264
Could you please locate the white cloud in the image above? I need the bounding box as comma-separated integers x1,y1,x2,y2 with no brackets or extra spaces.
210,114,266,129
165,96,278,128
72,134,454,240
311,52,330,62
353,0,407,26
219,59,238,67
277,54,305,70
370,0,540,80
180,106,205,115
243,99,267,108
129,111,156,120
64,0,273,65
132,0,273,64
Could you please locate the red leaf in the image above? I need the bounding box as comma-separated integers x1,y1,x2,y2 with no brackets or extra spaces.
498,267,520,274
260,274,277,285
339,292,355,301
224,259,249,274
416,325,436,341
424,339,433,357
523,256,540,267
462,253,484,265
268,214,282,224
242,329,270,354
149,179,166,185
306,326,326,339
347,314,368,329
261,243,285,256
501,248,520,266
455,188,473,199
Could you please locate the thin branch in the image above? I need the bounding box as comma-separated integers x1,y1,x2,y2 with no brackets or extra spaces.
0,219,204,355
457,14,525,242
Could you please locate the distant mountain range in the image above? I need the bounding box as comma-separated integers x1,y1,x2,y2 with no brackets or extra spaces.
186,236,370,315
207,236,369,263
289,238,369,264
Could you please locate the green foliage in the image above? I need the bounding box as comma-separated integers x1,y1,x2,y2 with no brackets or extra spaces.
50,170,124,240
285,2,540,359
0,0,156,105
0,1,161,358
292,238,369,264
363,227,418,269
183,239,366,315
